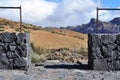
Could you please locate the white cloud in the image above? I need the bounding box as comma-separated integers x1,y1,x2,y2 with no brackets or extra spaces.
97,8,120,22
0,0,57,26
44,0,99,27
0,0,119,27
22,0,57,25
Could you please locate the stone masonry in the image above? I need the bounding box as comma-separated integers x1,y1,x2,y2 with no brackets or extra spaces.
0,32,31,70
88,34,120,71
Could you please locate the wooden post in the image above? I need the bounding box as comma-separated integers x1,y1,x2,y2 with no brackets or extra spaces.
96,7,120,33
96,7,99,33
20,5,22,32
0,6,22,32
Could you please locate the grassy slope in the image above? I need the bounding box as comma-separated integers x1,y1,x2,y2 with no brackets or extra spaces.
30,29,87,49
0,18,88,49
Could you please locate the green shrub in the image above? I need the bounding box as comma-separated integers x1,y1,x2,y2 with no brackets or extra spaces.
0,25,4,31
44,28,54,33
15,28,20,31
22,29,30,33
31,43,47,55
31,43,50,63
73,36,84,40
0,25,4,28
31,26,42,30
0,29,4,31
58,48,69,51
31,52,43,63
77,47,88,56
9,25,14,28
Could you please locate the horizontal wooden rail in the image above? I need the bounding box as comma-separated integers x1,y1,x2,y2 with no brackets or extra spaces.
0,6,22,32
96,7,120,33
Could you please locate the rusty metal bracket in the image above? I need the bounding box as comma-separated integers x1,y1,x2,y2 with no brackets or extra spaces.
96,7,120,33
0,6,22,32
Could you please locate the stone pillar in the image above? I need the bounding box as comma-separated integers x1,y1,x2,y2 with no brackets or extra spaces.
0,32,31,70
88,34,120,71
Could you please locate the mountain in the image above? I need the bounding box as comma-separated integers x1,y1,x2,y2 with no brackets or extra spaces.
0,18,87,49
110,17,120,25
61,17,120,34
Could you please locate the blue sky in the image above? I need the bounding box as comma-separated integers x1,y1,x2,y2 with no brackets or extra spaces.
45,0,62,2
0,0,120,27
101,0,120,8
47,0,120,8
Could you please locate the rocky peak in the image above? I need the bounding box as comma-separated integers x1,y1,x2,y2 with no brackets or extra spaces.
89,18,96,24
63,17,120,34
110,17,120,25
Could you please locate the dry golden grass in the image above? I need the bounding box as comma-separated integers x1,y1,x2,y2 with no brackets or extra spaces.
0,18,88,49
30,29,87,49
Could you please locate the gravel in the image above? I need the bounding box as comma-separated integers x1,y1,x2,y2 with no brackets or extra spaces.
0,65,119,80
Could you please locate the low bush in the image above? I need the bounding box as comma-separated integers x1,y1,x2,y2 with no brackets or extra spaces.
15,28,20,31
31,43,47,55
31,42,88,63
77,47,88,56
31,52,45,63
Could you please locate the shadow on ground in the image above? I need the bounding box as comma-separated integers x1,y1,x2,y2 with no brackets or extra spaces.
44,64,89,70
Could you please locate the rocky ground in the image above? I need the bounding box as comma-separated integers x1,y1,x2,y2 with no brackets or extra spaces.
0,62,119,80
43,48,88,63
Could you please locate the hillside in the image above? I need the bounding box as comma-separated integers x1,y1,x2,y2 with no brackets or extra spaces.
0,18,87,49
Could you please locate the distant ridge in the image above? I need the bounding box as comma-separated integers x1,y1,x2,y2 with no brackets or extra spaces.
61,17,120,34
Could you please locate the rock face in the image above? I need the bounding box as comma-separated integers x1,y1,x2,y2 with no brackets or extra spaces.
61,17,120,34
0,32,31,70
110,17,120,25
88,34,120,71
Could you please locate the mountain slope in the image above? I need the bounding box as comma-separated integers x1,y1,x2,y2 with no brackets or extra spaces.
110,17,120,25
30,29,87,49
62,17,120,34
0,18,87,49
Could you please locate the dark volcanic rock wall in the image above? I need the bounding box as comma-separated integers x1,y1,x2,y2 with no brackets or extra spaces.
88,34,120,71
0,32,31,70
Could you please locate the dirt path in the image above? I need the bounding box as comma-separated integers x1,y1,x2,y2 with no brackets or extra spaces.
0,65,119,80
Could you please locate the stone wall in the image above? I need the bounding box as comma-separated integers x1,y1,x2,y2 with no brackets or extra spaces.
0,32,31,70
88,34,120,71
